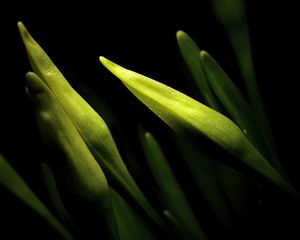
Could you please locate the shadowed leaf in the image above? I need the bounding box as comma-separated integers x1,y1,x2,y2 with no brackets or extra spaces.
111,188,158,240
200,51,266,156
26,72,119,240
176,30,219,110
40,162,80,233
0,154,74,240
139,128,206,240
210,0,283,174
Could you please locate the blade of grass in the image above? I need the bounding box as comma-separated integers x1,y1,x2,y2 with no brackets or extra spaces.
139,127,207,240
200,51,270,161
176,30,220,110
99,57,299,199
18,22,167,231
214,163,260,235
26,72,119,240
172,136,236,230
111,188,159,240
176,32,259,234
163,210,196,240
210,0,282,172
0,154,74,240
40,162,79,233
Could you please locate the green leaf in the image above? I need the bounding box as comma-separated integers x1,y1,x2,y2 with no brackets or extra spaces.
0,154,74,240
111,188,158,240
26,72,119,240
214,164,260,234
210,0,283,174
177,32,259,233
99,57,299,199
210,0,253,91
18,22,166,232
172,136,236,230
176,30,219,110
200,51,266,156
139,128,206,240
40,163,79,233
163,210,195,240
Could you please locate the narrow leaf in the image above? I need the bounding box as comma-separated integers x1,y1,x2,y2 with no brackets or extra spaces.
100,57,299,199
139,128,206,240
0,154,74,240
18,22,166,231
210,0,283,173
176,30,219,110
111,188,158,240
176,32,259,233
200,51,267,157
163,210,196,240
26,72,119,240
40,162,79,232
172,136,236,230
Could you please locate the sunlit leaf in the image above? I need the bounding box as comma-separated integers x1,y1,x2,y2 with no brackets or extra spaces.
18,22,166,231
100,57,299,199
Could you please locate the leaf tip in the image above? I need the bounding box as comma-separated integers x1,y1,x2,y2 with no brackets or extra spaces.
25,71,45,95
99,56,106,64
99,56,129,81
17,21,24,29
99,56,114,70
144,131,151,140
176,30,187,41
199,50,209,59
17,21,30,42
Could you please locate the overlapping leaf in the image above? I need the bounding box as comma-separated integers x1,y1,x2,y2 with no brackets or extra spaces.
139,128,206,240
0,154,74,240
18,22,166,231
26,72,118,240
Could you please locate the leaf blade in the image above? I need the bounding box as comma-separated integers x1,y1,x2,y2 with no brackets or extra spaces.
176,30,219,110
139,128,207,240
100,57,299,199
26,72,119,240
0,154,74,240
18,22,166,231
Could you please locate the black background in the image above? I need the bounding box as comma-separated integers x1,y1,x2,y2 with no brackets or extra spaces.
1,1,300,239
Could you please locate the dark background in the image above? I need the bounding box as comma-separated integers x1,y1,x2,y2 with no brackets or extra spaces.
1,1,300,239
